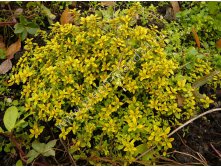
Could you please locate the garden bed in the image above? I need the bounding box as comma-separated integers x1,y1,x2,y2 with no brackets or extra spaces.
0,2,221,165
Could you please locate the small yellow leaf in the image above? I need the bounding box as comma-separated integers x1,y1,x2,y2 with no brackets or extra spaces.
60,8,73,25
169,138,174,142
163,151,167,156
6,39,21,59
167,142,172,148
155,136,161,142
165,127,171,134
148,135,154,141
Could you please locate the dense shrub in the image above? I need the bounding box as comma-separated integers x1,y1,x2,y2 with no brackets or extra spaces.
9,3,217,165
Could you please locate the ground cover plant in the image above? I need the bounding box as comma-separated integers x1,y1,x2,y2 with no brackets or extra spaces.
0,1,221,165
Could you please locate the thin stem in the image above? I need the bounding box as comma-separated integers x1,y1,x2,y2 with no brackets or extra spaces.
59,138,76,166
168,108,221,137
173,150,207,166
135,108,221,161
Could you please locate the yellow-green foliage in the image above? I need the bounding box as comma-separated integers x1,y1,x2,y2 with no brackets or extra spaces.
9,3,216,165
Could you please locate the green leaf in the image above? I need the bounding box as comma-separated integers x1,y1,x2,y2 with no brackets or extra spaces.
26,22,39,34
46,139,57,149
26,22,39,28
187,47,198,56
4,143,11,152
12,100,19,106
141,151,154,161
73,155,81,160
27,28,39,35
26,150,39,164
15,160,23,166
21,30,28,41
14,23,25,34
19,15,28,25
134,144,147,156
42,149,55,157
27,149,39,158
186,63,192,70
32,141,46,153
196,54,204,59
40,4,56,21
0,49,6,59
3,106,19,131
26,2,38,8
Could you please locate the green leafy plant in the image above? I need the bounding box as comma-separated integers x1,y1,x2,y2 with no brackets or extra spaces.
24,2,56,26
26,140,57,164
14,15,39,41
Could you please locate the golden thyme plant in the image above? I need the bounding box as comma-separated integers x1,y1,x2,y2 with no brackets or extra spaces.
9,3,217,165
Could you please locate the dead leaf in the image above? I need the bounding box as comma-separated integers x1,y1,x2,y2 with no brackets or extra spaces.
192,28,200,49
176,94,184,107
6,39,21,59
216,38,221,48
60,8,73,25
170,1,180,18
100,1,116,7
14,8,23,17
0,59,12,74
0,35,6,51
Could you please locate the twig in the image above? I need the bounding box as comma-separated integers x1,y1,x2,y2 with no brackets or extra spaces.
59,138,76,165
0,132,47,165
0,4,17,27
0,21,17,26
53,156,60,165
168,108,221,137
89,156,118,166
156,156,182,165
135,108,221,161
135,147,155,161
173,150,207,166
210,143,221,158
7,3,17,23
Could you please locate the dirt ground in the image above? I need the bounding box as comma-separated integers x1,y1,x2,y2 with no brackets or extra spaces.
170,108,221,165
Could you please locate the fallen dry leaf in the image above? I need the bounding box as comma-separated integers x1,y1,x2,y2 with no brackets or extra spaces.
192,28,200,49
0,59,12,74
14,8,23,17
0,35,6,51
100,1,116,7
6,39,21,59
176,94,184,107
170,1,180,18
60,8,73,25
216,38,221,48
